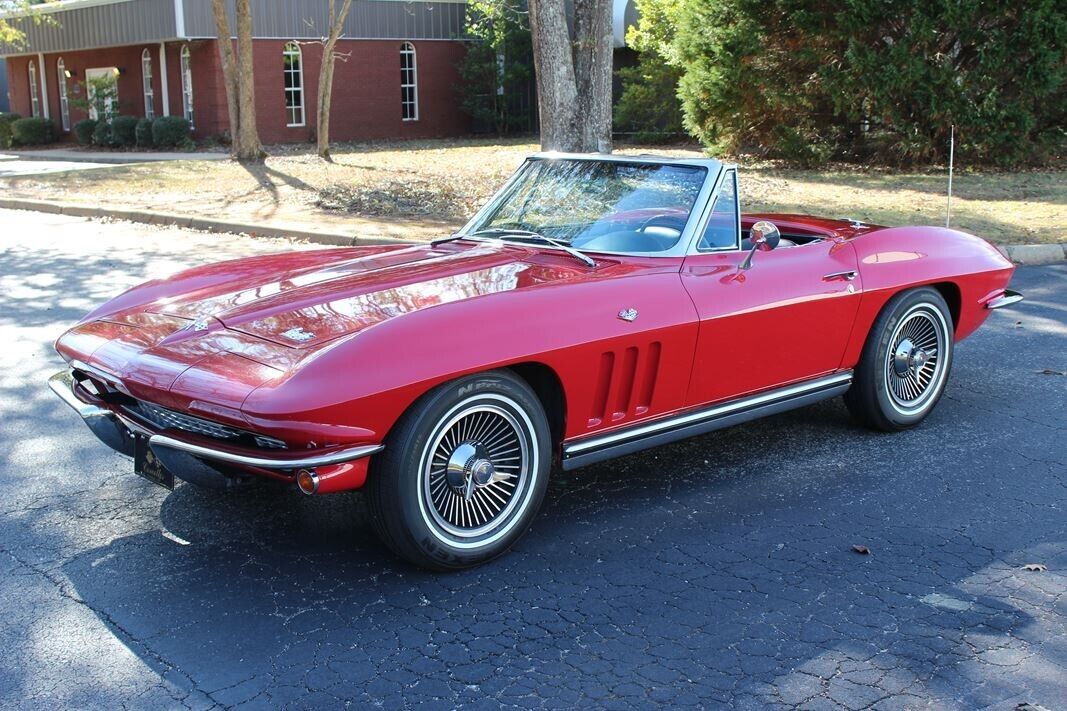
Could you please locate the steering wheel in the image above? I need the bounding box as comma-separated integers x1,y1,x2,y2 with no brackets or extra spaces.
637,214,688,234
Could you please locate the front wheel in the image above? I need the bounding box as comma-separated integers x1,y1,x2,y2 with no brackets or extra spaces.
845,287,955,431
366,370,551,570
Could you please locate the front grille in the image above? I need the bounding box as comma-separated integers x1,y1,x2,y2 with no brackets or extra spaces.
124,400,288,451
135,402,244,440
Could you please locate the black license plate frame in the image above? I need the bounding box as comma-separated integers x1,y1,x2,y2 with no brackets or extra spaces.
134,434,175,490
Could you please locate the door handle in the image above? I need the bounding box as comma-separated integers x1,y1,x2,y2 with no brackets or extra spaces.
823,270,857,282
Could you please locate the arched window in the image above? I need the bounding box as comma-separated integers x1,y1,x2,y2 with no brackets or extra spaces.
400,42,418,121
142,49,155,119
28,60,40,117
282,41,305,127
56,58,70,131
180,45,194,127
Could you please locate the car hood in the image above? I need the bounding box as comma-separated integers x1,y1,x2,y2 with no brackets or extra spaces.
56,242,598,411
145,242,588,348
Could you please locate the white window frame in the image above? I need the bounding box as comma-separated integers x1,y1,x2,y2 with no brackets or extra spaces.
282,41,305,128
400,42,419,122
56,58,70,130
180,44,194,127
142,49,155,120
28,60,40,117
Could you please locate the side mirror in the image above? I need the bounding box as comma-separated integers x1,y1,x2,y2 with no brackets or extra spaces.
740,221,781,269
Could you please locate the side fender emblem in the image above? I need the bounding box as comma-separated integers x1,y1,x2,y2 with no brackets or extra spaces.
618,308,638,322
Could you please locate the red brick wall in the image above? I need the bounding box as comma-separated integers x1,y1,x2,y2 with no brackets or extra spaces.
3,38,470,144
5,45,172,140
251,38,471,144
5,56,30,118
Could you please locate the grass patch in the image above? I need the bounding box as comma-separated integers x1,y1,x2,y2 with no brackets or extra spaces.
2,137,1063,244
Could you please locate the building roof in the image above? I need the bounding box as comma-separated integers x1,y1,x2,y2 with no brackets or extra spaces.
0,0,467,57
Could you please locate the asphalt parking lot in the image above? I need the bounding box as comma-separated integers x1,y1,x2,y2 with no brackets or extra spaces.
0,208,1064,709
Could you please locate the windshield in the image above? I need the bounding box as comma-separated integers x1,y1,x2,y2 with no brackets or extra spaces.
466,159,708,254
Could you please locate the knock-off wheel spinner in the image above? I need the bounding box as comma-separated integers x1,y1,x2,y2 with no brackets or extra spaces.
446,441,511,501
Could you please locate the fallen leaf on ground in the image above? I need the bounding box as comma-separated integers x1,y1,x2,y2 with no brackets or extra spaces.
852,545,870,555
1022,563,1048,572
1036,369,1066,376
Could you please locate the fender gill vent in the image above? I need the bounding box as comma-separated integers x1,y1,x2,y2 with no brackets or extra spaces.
587,341,662,428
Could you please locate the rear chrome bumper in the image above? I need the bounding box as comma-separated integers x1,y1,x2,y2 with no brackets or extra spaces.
985,289,1024,310
48,369,382,472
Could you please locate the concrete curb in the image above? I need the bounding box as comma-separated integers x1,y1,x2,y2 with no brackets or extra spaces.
0,198,412,247
999,243,1067,266
1,149,230,164
1,197,1064,262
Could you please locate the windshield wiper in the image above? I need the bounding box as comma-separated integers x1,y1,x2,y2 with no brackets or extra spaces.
467,228,597,268
429,233,468,247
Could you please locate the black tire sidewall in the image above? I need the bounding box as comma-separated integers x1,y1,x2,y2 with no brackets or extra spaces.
372,371,551,570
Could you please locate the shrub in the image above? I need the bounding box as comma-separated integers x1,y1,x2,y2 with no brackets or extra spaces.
614,0,685,143
92,119,112,147
670,0,1067,166
73,118,98,146
110,115,139,148
0,112,22,147
11,117,55,146
152,116,191,148
457,1,534,134
135,118,154,148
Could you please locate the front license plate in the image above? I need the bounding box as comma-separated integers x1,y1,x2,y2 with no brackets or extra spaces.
134,435,175,490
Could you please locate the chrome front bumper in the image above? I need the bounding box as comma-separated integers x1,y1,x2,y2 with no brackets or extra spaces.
985,289,1024,310
49,369,382,477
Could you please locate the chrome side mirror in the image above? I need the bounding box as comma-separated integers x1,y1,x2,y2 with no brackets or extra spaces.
740,221,781,270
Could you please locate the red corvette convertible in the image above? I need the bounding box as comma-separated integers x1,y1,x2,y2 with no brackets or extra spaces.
50,154,1022,569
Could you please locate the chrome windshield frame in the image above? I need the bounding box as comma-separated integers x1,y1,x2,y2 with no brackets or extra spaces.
457,153,725,259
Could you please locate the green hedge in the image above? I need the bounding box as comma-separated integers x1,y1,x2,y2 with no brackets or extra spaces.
152,116,191,148
0,112,21,149
11,117,55,146
73,118,97,146
92,119,112,147
628,0,1067,166
111,115,139,148
135,118,154,148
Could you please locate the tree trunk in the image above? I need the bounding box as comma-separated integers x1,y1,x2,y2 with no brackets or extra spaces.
234,0,264,160
317,0,355,160
210,0,240,154
528,0,613,153
210,0,263,160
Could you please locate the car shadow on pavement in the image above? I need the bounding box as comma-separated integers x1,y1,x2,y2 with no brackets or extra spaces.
51,399,1056,707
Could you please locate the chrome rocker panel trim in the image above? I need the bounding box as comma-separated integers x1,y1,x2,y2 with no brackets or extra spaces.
985,289,1024,310
49,369,383,471
561,371,854,470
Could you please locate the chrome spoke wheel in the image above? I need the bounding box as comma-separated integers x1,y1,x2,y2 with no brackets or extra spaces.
883,305,948,415
419,396,534,544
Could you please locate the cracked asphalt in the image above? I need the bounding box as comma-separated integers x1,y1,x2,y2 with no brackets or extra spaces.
1,208,1065,709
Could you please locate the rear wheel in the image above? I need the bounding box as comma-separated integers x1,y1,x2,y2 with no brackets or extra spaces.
366,370,551,570
845,287,954,431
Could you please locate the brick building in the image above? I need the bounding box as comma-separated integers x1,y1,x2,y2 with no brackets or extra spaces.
0,0,470,143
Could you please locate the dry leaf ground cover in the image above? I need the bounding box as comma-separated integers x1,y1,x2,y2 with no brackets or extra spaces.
2,137,1063,244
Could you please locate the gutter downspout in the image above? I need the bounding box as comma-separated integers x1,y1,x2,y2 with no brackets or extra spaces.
162,0,184,118
37,52,49,120
159,43,170,117
174,0,186,38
